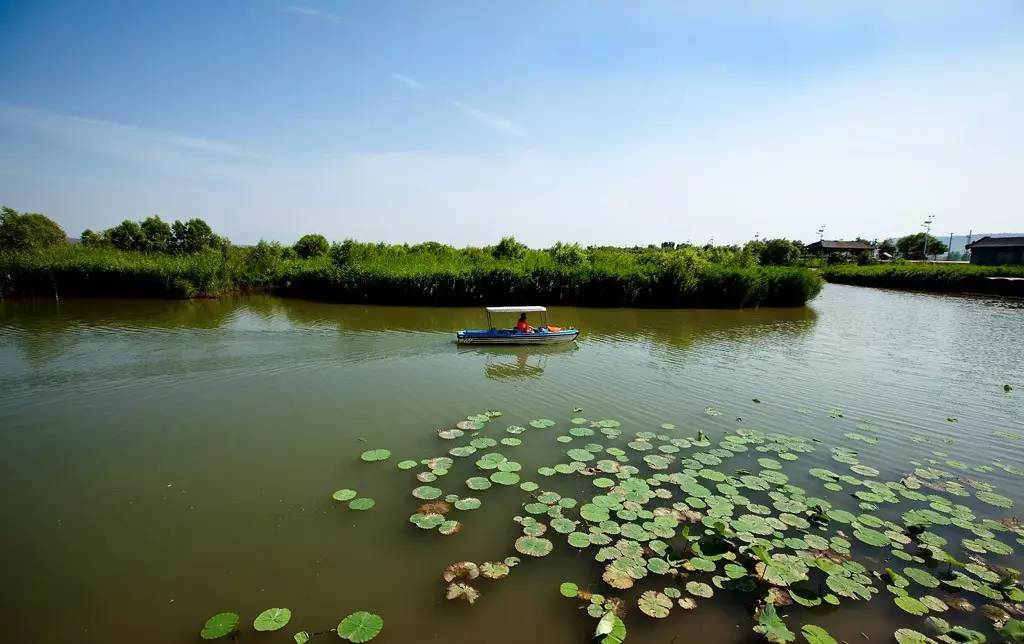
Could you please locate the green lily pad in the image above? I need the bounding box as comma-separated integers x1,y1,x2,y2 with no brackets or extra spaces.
638,590,672,618
515,536,554,557
686,581,713,598
801,625,837,644
895,596,929,616
412,486,442,500
253,608,291,632
200,612,240,640
753,602,795,643
559,582,579,598
337,611,383,643
360,449,391,463
332,489,357,502
466,477,491,490
348,497,374,510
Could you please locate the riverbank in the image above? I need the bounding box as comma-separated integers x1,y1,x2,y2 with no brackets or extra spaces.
0,245,823,307
822,262,1024,297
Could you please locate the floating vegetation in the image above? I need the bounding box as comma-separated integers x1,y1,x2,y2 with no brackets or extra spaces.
359,449,391,463
200,612,239,640
252,608,291,632
337,611,383,643
201,403,1023,643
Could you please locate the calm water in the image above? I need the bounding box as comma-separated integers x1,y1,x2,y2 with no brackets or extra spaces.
1,284,1021,643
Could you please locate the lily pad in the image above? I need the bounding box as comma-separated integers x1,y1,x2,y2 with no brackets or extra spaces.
253,608,291,632
348,497,375,510
638,590,672,618
412,486,442,500
559,582,579,598
360,449,391,463
801,625,837,644
514,536,553,557
332,489,357,502
337,611,383,643
200,612,240,640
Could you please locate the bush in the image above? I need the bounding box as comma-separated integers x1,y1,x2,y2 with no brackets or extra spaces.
492,236,527,261
822,262,1024,296
0,207,66,250
294,234,330,259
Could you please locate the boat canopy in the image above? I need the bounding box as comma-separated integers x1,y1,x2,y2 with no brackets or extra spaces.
485,306,547,313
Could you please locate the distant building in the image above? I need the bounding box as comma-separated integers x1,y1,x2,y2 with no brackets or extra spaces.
804,240,874,257
965,236,1024,265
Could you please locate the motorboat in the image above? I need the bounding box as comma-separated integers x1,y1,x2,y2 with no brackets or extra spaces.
456,306,579,345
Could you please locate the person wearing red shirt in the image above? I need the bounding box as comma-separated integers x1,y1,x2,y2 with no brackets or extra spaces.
515,313,534,333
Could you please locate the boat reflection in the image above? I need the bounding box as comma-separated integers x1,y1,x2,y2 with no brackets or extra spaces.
457,343,579,380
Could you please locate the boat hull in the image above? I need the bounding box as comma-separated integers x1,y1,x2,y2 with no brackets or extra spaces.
456,329,579,345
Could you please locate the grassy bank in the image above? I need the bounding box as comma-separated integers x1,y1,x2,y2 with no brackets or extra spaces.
0,244,823,307
822,262,1024,296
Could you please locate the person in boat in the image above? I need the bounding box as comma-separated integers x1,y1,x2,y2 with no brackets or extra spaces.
515,313,534,333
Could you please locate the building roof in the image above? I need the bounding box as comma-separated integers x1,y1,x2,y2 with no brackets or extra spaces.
966,236,1024,249
485,306,547,313
806,240,874,250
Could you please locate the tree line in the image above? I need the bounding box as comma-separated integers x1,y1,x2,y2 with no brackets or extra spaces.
0,205,951,262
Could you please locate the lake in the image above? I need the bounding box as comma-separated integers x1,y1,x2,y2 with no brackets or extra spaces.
1,284,1022,644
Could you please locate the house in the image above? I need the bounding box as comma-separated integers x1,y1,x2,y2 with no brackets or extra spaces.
965,236,1024,265
804,240,874,257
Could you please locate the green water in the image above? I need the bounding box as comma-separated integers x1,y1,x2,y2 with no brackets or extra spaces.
0,284,1021,643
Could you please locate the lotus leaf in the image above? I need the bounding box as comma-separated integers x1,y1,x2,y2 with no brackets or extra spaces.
253,608,291,632
348,498,375,510
200,612,240,640
360,449,391,463
332,489,357,502
445,582,479,604
559,582,579,598
637,590,672,618
514,536,553,557
800,625,837,644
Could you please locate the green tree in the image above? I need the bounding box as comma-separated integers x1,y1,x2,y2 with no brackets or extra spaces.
79,229,105,247
140,215,173,252
897,233,948,260
549,242,589,267
492,236,527,261
293,233,329,259
758,239,803,266
246,240,283,278
106,220,145,251
171,218,216,253
0,207,66,250
879,239,897,256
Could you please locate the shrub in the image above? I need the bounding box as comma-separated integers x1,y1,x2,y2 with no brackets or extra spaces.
294,234,330,259
0,207,66,250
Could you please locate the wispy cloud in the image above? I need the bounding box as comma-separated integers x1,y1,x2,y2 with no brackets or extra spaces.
0,103,258,162
447,99,524,137
285,5,344,23
391,73,425,91
391,73,524,137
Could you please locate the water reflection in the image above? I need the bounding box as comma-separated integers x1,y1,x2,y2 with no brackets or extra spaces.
457,343,580,380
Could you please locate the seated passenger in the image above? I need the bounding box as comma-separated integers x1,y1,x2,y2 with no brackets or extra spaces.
515,313,534,333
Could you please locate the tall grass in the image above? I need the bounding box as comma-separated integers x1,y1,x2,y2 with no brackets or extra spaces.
1,242,824,307
822,262,1024,296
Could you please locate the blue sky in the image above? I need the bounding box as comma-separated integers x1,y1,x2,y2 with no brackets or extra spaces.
1,1,1022,246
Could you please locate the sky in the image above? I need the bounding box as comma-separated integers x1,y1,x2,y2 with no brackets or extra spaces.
0,1,1022,247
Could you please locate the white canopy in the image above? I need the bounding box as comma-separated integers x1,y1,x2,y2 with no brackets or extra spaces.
485,306,547,313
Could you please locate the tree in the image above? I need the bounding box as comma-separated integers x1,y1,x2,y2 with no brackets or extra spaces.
549,242,589,267
140,216,173,252
896,233,947,260
79,229,103,247
0,207,66,250
171,218,217,253
106,220,146,251
293,233,329,259
879,239,897,257
492,236,527,261
758,239,802,266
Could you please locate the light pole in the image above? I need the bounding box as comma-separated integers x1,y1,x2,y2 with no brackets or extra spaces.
817,226,825,241
922,215,934,259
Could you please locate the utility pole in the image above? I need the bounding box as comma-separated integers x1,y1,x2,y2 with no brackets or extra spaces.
948,232,953,261
922,215,934,259
817,226,826,241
